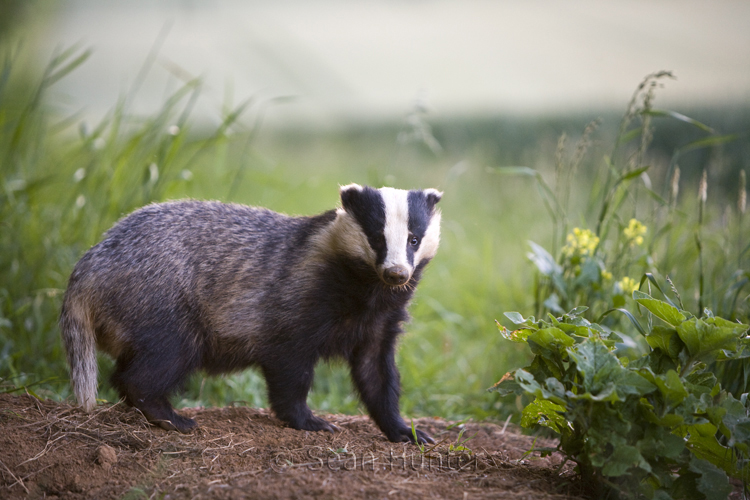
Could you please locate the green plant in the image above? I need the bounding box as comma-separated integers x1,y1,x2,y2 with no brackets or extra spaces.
495,72,750,400
491,280,750,499
0,44,255,400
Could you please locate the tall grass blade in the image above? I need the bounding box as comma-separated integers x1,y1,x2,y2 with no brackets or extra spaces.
680,133,740,153
597,308,646,336
643,109,716,134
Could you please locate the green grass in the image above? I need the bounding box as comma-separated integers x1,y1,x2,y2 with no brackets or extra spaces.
1,46,749,425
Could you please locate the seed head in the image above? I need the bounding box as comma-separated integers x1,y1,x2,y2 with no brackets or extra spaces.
739,170,746,215
670,166,680,205
698,169,707,204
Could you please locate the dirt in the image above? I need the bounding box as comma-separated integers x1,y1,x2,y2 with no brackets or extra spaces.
0,393,585,499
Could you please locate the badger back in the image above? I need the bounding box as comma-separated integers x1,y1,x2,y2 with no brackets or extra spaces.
336,184,442,286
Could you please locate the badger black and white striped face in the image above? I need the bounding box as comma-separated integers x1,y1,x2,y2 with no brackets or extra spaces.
338,184,442,286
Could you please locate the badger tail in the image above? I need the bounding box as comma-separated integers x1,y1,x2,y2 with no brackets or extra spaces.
59,296,98,412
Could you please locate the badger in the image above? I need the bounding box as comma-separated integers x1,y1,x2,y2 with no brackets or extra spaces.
59,184,441,444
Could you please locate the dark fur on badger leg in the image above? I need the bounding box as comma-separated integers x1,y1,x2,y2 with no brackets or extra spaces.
262,359,339,434
110,343,198,433
350,333,434,445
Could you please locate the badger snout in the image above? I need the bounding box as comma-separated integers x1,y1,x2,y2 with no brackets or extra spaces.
382,265,410,286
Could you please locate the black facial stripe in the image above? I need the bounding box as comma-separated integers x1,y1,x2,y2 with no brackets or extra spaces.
341,186,387,265
407,190,431,241
407,190,435,267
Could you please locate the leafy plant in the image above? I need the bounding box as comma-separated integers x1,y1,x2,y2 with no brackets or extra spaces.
495,71,750,402
491,283,750,499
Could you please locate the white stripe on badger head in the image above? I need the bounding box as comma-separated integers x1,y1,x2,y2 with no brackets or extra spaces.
414,209,441,265
379,187,412,273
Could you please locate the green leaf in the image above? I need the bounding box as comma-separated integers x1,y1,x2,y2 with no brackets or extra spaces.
634,290,686,327
526,241,562,277
514,369,567,406
528,327,575,352
556,323,593,339
503,312,535,326
565,306,589,318
616,369,657,397
639,273,680,309
618,165,650,182
685,371,718,392
688,458,732,500
543,293,565,315
653,370,689,407
720,395,750,452
602,444,650,477
520,398,566,433
618,127,642,145
687,428,740,478
676,317,747,362
567,340,623,397
645,325,684,359
488,372,521,396
638,427,685,460
497,324,533,343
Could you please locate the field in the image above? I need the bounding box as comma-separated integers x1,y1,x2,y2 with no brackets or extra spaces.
1,45,749,498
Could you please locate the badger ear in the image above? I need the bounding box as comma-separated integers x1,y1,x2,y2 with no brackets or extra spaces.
339,183,364,213
424,188,443,209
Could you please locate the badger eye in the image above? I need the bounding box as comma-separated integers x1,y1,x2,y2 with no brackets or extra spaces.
409,235,420,246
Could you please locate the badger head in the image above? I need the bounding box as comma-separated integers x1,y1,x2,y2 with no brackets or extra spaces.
338,183,442,286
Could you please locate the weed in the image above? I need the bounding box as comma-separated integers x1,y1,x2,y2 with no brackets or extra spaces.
492,280,749,498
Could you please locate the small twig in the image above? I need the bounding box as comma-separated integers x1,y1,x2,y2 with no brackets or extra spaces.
26,394,45,418
481,447,498,468
421,437,450,455
16,464,53,487
227,469,263,479
74,400,124,430
16,434,67,466
0,458,29,494
501,414,512,434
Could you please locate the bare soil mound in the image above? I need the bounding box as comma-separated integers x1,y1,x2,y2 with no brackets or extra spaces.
0,393,584,499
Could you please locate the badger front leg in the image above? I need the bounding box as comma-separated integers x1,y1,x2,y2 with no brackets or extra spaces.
349,334,434,445
262,358,337,434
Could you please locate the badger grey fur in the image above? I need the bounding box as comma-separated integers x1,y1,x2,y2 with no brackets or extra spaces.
60,184,441,444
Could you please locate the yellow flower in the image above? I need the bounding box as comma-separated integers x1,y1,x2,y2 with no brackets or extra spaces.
561,228,600,259
618,277,638,295
623,219,647,247
601,270,612,281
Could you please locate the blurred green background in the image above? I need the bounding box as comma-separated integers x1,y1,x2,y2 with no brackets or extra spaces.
1,1,749,424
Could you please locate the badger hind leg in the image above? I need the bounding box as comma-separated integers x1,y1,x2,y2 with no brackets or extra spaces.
110,330,200,433
129,394,197,433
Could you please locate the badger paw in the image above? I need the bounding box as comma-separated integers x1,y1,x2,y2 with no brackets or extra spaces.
298,415,339,435
154,414,197,434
